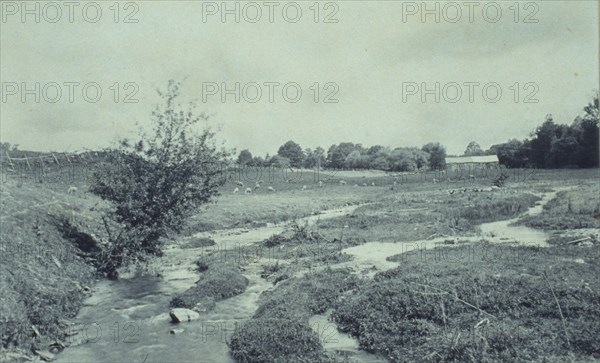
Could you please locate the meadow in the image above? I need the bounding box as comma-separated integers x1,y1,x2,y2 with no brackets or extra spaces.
0,167,598,362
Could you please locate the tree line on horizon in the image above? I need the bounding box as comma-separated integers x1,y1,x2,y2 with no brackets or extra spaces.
0,95,597,172
236,95,599,171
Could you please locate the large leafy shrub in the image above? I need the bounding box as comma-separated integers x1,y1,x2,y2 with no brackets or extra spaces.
90,81,227,277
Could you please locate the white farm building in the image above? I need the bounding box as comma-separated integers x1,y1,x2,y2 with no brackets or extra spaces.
445,155,499,172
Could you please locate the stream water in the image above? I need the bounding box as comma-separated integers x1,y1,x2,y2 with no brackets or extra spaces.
55,205,362,363
339,189,563,277
55,190,561,363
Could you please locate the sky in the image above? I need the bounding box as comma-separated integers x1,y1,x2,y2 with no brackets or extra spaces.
1,1,598,156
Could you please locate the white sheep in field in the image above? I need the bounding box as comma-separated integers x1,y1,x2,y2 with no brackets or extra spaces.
235,181,244,187
245,187,252,194
233,187,239,194
362,183,367,187
371,182,376,186
301,185,307,191
318,181,323,188
339,180,347,185
267,186,275,192
68,186,77,194
254,183,261,191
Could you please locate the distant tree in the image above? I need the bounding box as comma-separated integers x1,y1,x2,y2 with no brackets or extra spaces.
237,149,253,166
490,139,529,168
421,142,446,170
269,154,290,167
547,136,579,167
583,94,599,122
411,148,430,169
367,145,384,156
345,150,368,169
463,141,484,156
252,155,265,167
528,115,558,168
388,148,415,171
277,140,304,168
327,142,356,169
574,95,599,167
303,147,326,168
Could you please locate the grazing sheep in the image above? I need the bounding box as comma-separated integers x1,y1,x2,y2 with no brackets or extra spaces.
302,185,307,191
233,187,239,194
354,184,359,187
362,183,367,187
254,182,261,190
339,180,347,185
371,182,375,186
267,186,275,192
432,178,437,183
318,181,323,188
258,180,264,184
68,186,77,194
245,187,252,194
235,181,244,187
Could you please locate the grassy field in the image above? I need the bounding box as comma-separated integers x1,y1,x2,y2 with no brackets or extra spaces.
224,169,599,363
1,168,598,362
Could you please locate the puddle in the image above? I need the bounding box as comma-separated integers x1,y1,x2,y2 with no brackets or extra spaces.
308,312,388,363
339,189,565,277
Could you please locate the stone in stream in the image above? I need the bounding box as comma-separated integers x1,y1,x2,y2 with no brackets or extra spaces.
170,328,185,334
169,308,200,323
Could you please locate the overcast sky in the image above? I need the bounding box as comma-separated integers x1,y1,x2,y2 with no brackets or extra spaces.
1,1,598,156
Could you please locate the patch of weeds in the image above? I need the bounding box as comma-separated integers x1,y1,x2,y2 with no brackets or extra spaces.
228,317,326,363
170,264,248,309
273,274,289,285
195,260,209,272
264,234,288,248
260,262,282,279
184,236,216,249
